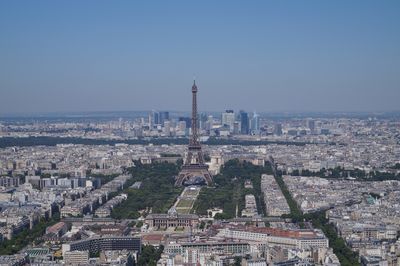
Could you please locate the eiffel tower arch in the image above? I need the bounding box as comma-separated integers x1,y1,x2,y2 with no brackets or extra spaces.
175,81,213,187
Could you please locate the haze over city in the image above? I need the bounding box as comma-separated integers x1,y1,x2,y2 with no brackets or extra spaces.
1,0,400,114
2,2,400,265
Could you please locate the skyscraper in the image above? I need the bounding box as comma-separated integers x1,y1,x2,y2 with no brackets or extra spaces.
240,111,249,135
152,111,160,125
274,123,283,136
148,113,152,128
159,111,169,126
163,121,171,136
179,117,191,128
199,113,208,130
307,119,315,134
233,122,240,135
250,112,260,133
206,115,213,131
222,110,235,132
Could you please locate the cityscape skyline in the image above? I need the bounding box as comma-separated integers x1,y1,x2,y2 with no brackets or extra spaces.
1,1,400,265
0,108,399,265
1,1,400,113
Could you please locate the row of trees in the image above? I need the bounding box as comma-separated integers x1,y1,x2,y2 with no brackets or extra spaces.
0,136,313,148
281,166,400,181
274,175,302,221
111,161,182,219
193,159,273,218
303,211,360,266
274,174,360,266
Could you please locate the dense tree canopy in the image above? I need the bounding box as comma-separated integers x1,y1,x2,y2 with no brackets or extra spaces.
280,166,400,181
0,213,60,255
193,159,273,218
137,245,164,266
111,161,182,219
0,136,314,148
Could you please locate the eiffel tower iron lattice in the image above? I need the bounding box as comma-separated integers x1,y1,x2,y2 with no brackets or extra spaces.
175,80,213,186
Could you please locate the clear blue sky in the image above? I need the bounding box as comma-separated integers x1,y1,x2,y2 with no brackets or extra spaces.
1,1,399,114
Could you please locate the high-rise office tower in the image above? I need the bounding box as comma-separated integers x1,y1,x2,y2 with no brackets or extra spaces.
179,117,191,128
159,111,169,126
222,110,235,132
250,112,260,132
152,111,160,125
233,122,240,135
206,115,213,131
307,119,315,134
148,113,152,128
199,113,208,130
163,121,171,136
240,110,249,135
274,123,283,136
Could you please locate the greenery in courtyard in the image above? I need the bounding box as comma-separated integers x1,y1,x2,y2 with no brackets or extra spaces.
111,161,182,219
193,159,273,218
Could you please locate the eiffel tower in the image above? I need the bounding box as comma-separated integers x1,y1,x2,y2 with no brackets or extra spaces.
175,80,213,186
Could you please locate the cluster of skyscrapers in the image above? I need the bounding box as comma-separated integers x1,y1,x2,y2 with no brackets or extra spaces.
221,110,260,135
149,109,260,136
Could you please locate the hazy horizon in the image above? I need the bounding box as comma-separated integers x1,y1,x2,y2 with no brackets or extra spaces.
1,110,399,119
1,1,399,114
